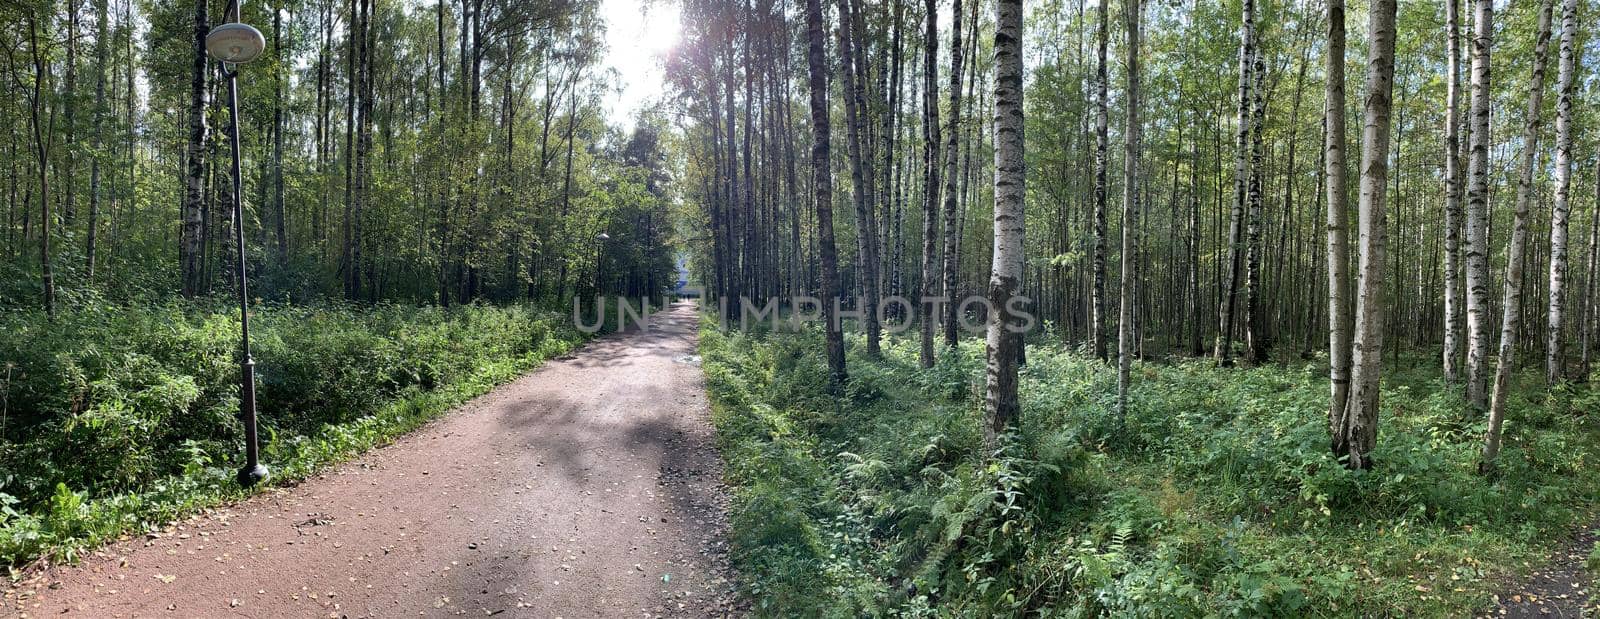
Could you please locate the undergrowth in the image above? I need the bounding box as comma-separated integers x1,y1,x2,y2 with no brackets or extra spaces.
0,301,606,570
700,321,1600,617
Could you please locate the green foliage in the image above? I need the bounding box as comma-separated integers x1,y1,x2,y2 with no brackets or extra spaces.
0,301,593,566
701,324,1600,616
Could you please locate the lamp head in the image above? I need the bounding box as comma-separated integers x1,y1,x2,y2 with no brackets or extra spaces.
206,23,267,64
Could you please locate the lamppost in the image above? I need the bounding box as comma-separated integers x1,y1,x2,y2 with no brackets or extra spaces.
205,2,269,487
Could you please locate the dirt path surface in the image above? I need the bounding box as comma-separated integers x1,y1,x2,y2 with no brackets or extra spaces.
1486,524,1598,618
7,301,739,618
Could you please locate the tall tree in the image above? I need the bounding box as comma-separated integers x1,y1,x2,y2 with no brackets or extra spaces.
938,0,966,349
1441,0,1464,384
918,0,941,369
984,0,1024,445
1214,0,1255,366
805,0,847,385
271,0,287,266
27,14,55,316
86,0,110,281
1333,0,1398,470
1544,0,1578,383
1325,0,1351,436
1585,160,1600,376
180,0,210,298
1242,16,1268,364
1116,0,1142,422
1091,0,1109,362
1483,0,1554,469
1462,0,1493,411
837,0,882,358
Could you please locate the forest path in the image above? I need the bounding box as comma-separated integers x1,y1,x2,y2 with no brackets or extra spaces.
13,301,739,618
1487,521,1598,618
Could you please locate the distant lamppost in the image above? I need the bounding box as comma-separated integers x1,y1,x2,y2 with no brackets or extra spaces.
205,1,269,487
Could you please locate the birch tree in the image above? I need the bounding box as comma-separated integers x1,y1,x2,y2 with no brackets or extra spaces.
918,0,942,369
837,0,882,358
1441,0,1464,384
1483,0,1554,470
1092,0,1109,362
938,0,966,350
1116,0,1142,422
180,0,210,299
1243,18,1268,364
1462,0,1493,411
805,0,848,385
985,0,1024,446
1215,0,1255,366
1325,0,1352,438
1544,0,1578,383
1333,0,1398,470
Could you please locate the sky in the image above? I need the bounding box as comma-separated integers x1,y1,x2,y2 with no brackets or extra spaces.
600,0,682,128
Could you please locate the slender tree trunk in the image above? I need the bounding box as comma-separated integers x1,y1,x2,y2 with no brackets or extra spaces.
837,0,881,357
1243,22,1268,364
1325,0,1352,446
1442,0,1464,384
918,0,942,369
1116,0,1143,423
180,0,210,298
1335,0,1398,470
87,0,110,281
1091,0,1110,362
938,0,966,349
1215,0,1255,366
879,0,904,314
805,0,847,385
62,0,78,229
28,16,56,316
272,2,287,266
1582,159,1600,377
1189,106,1204,356
1463,0,1494,411
1544,0,1578,383
1484,0,1554,469
984,0,1025,447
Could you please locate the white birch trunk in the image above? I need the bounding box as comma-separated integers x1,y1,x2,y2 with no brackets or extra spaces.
1325,0,1352,442
1442,0,1464,384
1544,0,1578,383
1462,0,1494,411
1338,0,1398,470
984,0,1025,447
1116,0,1143,423
1484,0,1554,469
1215,0,1254,366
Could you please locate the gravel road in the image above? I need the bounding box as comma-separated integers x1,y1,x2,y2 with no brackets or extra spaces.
7,300,739,618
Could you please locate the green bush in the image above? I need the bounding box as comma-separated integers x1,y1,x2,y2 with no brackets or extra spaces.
0,301,591,566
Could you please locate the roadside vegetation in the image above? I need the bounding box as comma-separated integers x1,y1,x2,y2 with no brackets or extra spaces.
703,322,1600,616
0,303,598,569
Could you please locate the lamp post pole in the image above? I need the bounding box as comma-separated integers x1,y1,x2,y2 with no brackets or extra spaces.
208,0,268,487
226,64,267,487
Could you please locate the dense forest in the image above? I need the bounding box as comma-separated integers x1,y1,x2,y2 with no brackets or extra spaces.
0,0,675,307
668,0,1598,466
4,0,1600,614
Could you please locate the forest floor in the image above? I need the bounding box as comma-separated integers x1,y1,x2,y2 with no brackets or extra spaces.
3,301,741,618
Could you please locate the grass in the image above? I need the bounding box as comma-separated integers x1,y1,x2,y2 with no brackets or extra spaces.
0,300,614,572
700,321,1600,616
